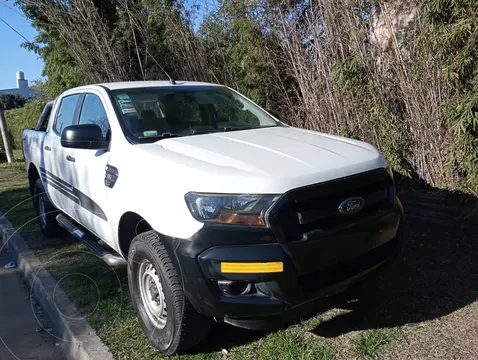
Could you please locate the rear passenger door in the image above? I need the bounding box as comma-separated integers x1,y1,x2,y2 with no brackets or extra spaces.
41,94,82,214
22,102,53,168
64,93,112,241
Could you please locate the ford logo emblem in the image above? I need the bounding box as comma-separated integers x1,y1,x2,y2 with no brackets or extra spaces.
338,197,365,215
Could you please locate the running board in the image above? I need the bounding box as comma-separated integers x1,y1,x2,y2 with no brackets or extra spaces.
56,214,127,267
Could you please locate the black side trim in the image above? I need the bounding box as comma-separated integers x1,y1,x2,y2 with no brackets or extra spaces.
76,192,107,221
40,167,108,221
41,168,72,189
42,175,80,204
40,170,75,198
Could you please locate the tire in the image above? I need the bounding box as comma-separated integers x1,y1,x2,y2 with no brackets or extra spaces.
128,230,211,355
32,178,62,237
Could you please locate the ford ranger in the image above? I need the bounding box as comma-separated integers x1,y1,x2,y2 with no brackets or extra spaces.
22,81,404,355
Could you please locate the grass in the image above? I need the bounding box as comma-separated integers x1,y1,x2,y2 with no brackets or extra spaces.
1,160,477,359
234,331,336,360
351,330,394,359
0,158,39,235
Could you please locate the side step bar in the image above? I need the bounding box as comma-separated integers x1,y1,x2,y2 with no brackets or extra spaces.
56,214,127,267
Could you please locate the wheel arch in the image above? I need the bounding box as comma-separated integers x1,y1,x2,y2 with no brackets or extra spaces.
117,212,184,281
117,211,153,258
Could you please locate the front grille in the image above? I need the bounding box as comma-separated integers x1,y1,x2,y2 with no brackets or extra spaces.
268,169,394,242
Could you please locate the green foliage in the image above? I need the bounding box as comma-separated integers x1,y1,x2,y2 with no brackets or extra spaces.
423,0,478,133
333,58,412,176
329,0,477,193
351,330,394,359
0,93,27,110
29,79,48,100
12,0,478,193
332,58,369,98
199,0,280,106
40,39,88,97
238,330,336,360
419,0,478,194
2,100,46,150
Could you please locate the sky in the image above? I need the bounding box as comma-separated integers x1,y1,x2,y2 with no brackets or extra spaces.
0,1,44,90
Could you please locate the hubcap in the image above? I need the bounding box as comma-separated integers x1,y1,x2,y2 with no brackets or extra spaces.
138,261,167,329
38,194,47,228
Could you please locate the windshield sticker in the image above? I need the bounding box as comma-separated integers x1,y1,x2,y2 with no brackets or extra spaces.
143,130,158,137
117,94,137,114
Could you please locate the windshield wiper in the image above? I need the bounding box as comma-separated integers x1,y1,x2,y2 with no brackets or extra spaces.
191,126,256,135
191,128,224,135
137,132,181,141
223,126,256,132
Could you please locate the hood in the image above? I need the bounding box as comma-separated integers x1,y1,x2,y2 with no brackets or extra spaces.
154,126,386,181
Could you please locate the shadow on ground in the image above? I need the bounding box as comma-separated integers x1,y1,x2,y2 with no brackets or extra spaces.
311,188,478,338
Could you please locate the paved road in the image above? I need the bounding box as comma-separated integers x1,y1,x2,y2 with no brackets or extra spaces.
0,249,65,360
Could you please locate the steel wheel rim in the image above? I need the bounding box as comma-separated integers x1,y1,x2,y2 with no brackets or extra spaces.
138,260,167,329
38,194,47,228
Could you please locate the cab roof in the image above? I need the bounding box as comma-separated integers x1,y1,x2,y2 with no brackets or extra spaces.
97,80,221,91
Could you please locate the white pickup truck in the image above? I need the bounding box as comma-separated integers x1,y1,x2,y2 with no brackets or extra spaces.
22,81,404,355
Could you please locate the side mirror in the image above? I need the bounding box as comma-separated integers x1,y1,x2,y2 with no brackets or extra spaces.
61,124,108,150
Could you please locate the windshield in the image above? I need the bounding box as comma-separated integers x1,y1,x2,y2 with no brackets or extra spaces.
110,86,280,143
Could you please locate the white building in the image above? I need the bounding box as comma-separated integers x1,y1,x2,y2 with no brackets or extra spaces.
0,71,34,98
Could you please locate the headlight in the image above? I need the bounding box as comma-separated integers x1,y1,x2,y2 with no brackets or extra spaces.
185,193,280,226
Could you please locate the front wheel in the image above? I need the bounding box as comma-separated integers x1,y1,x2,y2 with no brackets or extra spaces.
128,230,211,355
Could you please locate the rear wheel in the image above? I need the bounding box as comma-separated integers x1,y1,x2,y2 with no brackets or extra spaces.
128,230,211,355
32,178,62,236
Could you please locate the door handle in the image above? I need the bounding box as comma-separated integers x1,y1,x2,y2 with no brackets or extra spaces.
44,145,51,151
66,155,75,162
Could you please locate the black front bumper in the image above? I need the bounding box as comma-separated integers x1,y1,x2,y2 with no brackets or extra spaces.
161,200,404,328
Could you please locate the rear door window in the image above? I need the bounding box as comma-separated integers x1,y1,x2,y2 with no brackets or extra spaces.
53,94,81,135
36,103,52,132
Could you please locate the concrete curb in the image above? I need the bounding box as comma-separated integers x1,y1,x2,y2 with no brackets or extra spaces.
0,212,115,360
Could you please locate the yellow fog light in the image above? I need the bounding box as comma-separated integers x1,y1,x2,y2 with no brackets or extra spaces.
220,262,283,274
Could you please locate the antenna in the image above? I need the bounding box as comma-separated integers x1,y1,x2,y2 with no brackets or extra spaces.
146,50,176,84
